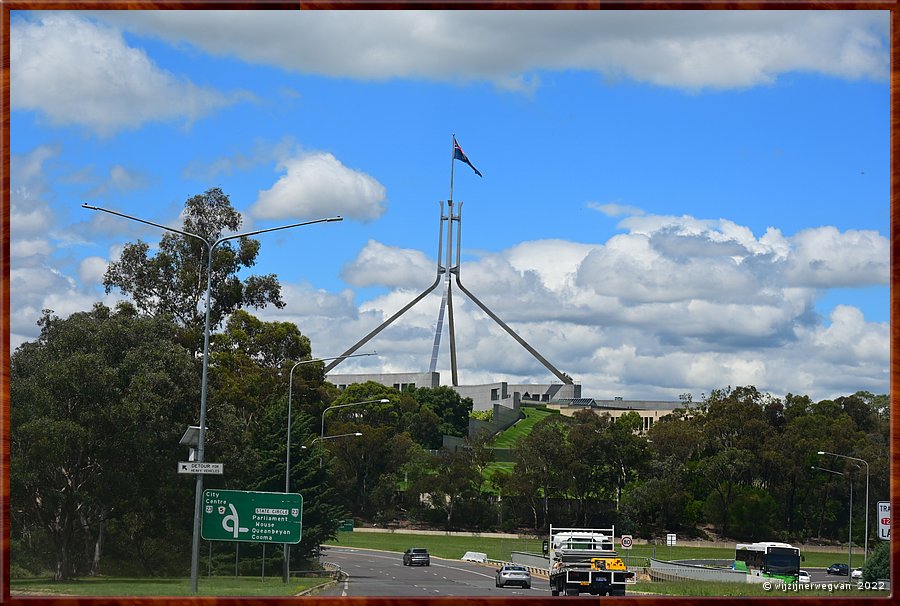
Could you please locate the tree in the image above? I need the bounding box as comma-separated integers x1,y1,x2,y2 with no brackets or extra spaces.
862,541,889,582
409,386,473,438
416,448,483,529
507,416,571,531
11,303,198,579
209,310,312,435
246,398,345,562
698,447,752,538
103,188,284,353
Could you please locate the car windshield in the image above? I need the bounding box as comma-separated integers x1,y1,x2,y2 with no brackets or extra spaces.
411,549,427,554
505,566,526,571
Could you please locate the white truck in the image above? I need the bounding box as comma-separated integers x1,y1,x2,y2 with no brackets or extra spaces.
544,526,635,596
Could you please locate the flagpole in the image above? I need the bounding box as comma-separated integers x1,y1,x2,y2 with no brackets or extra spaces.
449,134,456,203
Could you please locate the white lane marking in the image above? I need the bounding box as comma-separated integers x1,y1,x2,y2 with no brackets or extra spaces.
341,580,349,597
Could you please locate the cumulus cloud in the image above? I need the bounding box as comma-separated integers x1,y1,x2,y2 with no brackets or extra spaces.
283,209,887,401
10,146,58,240
341,241,435,289
86,165,149,197
251,152,387,222
92,10,887,90
78,256,109,284
11,13,247,135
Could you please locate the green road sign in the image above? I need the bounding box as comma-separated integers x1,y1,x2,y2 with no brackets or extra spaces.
201,489,302,544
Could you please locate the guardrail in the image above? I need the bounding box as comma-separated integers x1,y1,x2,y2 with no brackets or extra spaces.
648,558,763,584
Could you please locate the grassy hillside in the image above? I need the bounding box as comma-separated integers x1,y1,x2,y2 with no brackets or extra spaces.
488,406,557,448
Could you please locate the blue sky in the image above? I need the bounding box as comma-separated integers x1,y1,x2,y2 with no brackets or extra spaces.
9,10,890,401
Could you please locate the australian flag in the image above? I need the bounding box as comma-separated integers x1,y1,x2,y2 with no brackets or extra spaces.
453,136,482,177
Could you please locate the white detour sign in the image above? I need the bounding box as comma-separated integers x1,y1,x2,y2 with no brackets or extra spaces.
178,461,224,475
666,533,676,547
620,535,633,550
878,501,890,540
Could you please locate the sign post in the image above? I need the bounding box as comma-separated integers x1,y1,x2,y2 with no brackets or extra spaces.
202,489,302,544
666,533,676,561
878,501,890,540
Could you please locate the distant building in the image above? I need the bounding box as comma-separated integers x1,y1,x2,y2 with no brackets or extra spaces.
548,398,684,432
325,371,682,435
326,371,580,412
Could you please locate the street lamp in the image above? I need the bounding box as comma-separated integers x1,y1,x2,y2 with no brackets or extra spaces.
82,203,341,592
819,451,870,562
812,466,854,575
321,398,390,444
282,352,376,583
319,398,389,467
302,432,365,467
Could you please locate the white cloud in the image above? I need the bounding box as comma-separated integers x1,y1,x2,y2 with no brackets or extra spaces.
251,152,387,222
91,10,888,90
78,256,109,284
11,13,246,135
587,202,645,217
284,210,887,401
784,226,889,287
10,146,58,239
86,165,149,197
341,241,435,289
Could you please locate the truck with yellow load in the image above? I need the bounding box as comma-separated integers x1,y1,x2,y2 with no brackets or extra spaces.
543,526,635,596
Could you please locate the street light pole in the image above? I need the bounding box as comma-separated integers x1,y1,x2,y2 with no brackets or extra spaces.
812,466,853,574
819,451,870,562
82,203,341,592
282,352,376,583
319,398,389,467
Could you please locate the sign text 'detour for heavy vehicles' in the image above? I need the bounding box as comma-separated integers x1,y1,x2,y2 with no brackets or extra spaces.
201,489,302,544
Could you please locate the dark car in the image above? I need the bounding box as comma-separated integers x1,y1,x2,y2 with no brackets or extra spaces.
403,548,430,566
495,564,532,589
826,563,849,576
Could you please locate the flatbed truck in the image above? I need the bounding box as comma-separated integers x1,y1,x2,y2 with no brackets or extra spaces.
544,526,635,596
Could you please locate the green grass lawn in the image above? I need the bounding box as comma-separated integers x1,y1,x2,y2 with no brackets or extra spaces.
488,406,556,448
10,575,326,596
636,579,877,597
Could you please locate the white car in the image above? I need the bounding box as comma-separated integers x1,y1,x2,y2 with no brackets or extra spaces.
495,564,532,589
798,570,811,583
851,568,863,579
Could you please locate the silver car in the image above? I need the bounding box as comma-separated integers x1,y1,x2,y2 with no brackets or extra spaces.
496,564,532,589
403,547,430,566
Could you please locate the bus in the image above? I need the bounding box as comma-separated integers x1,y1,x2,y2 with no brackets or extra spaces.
733,542,802,583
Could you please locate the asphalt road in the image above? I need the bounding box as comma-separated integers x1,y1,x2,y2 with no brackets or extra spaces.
317,547,545,597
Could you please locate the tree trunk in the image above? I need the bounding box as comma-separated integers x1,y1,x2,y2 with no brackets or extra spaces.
55,537,69,581
91,515,106,576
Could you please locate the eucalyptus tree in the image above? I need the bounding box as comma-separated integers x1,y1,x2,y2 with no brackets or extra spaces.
103,187,284,353
11,303,198,579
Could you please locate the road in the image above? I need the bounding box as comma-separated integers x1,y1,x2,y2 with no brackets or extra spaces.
317,546,545,597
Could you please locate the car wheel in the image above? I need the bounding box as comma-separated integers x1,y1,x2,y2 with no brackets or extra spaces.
525,584,531,590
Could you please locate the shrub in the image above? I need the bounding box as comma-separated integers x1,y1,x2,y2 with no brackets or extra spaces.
862,541,889,581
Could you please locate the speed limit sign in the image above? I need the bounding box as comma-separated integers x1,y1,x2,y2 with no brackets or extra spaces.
620,535,633,549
